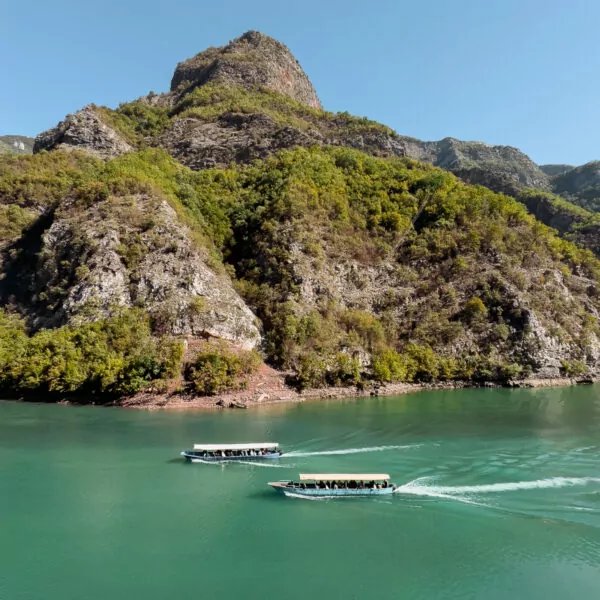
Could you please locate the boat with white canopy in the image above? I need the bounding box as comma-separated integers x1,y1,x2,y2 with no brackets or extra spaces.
181,443,282,462
269,473,396,497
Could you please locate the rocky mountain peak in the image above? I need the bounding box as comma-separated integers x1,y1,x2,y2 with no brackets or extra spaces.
170,30,321,109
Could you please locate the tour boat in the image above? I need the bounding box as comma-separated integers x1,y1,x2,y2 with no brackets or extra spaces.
181,442,282,462
269,473,396,498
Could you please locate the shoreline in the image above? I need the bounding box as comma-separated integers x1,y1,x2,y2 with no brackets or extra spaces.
3,375,594,412
117,375,596,411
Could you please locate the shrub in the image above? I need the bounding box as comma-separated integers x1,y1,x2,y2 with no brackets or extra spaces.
560,359,587,377
461,297,488,323
327,353,361,386
372,349,408,383
0,309,181,399
294,351,327,390
185,345,261,395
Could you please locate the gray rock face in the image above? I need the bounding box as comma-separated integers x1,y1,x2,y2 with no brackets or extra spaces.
278,228,600,380
158,111,409,171
159,112,322,170
3,193,260,350
33,106,133,159
171,31,321,109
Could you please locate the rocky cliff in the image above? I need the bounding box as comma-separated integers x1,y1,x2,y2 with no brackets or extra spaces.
2,31,600,401
33,106,133,159
171,31,322,110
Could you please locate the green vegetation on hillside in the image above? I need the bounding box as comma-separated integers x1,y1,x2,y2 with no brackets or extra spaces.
551,161,600,213
1,144,599,396
124,144,594,387
95,84,394,149
185,343,261,395
0,309,183,400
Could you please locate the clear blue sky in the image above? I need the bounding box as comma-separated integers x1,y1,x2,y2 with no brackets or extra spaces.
2,0,598,165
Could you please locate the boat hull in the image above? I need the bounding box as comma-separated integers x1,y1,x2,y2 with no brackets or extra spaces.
269,481,395,498
181,451,282,462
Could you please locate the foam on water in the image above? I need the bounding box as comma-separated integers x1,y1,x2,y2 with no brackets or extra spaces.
190,458,284,467
285,444,419,457
396,476,600,497
283,491,326,501
233,460,284,468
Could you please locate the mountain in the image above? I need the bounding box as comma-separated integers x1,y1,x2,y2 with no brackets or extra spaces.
0,135,34,155
170,30,322,110
540,164,574,176
33,40,598,257
1,31,600,403
546,161,600,212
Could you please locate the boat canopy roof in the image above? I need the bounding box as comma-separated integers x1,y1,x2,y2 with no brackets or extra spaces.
193,443,279,451
299,473,390,481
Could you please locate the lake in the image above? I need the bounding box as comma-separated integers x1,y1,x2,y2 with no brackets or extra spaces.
1,386,600,599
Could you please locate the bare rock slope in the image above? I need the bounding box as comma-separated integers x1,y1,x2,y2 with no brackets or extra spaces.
34,105,133,160
171,30,321,109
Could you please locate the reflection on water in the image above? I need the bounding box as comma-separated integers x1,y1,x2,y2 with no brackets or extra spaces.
1,385,600,600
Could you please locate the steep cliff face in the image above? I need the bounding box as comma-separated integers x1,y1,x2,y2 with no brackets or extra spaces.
171,31,321,110
0,152,260,350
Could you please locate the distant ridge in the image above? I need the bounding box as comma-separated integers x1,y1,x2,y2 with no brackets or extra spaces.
0,135,33,155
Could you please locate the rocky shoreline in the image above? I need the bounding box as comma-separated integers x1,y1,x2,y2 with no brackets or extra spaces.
117,375,597,411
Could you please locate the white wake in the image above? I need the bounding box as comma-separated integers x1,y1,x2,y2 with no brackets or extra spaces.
234,460,285,468
395,476,600,497
285,444,419,457
283,491,326,501
190,458,283,468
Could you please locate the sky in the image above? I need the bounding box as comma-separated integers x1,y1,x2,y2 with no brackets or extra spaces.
2,0,598,165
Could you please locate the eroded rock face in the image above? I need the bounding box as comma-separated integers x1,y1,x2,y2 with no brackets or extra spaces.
171,30,321,109
159,112,323,170
3,193,260,349
159,111,409,171
33,106,132,159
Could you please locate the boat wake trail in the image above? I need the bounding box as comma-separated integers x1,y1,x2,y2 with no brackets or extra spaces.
285,444,419,458
234,461,285,468
283,491,325,501
395,476,600,498
190,459,284,467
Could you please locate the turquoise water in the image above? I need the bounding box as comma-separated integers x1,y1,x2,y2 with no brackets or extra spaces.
1,387,600,599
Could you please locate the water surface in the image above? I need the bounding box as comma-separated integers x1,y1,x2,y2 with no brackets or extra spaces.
1,386,600,599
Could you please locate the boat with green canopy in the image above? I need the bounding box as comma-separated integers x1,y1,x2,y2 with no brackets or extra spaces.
269,473,396,498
